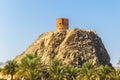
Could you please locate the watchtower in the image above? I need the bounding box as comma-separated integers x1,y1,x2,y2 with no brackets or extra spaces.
56,18,69,31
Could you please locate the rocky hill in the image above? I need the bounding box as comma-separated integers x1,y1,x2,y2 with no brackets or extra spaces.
15,28,111,67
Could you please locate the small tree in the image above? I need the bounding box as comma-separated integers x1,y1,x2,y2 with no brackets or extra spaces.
64,66,80,80
2,60,18,80
48,59,65,80
79,62,97,80
98,65,112,80
109,69,120,80
15,54,45,80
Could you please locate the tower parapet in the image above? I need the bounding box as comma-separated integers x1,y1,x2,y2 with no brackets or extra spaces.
56,18,69,31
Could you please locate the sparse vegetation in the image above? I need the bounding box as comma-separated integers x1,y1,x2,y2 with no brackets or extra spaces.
1,54,120,80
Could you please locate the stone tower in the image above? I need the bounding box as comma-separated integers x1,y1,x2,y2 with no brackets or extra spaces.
56,18,69,31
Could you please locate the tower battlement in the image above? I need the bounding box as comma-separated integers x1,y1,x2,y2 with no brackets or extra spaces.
56,18,69,31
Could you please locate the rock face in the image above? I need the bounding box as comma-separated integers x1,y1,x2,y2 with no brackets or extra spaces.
15,28,111,66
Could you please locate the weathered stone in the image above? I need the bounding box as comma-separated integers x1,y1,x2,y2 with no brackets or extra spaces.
15,28,111,66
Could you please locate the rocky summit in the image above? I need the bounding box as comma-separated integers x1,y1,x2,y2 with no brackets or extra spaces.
15,28,111,67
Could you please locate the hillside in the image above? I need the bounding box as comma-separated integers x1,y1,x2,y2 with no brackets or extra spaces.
15,28,111,67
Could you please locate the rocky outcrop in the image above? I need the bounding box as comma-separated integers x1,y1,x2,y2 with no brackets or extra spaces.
15,28,111,67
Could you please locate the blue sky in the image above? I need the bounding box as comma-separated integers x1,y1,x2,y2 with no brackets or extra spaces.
0,0,120,66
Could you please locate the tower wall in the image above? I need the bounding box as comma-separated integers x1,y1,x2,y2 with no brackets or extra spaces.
56,18,69,31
